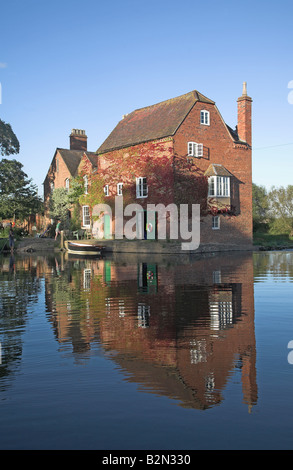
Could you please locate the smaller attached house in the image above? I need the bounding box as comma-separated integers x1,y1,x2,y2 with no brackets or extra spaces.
43,129,98,226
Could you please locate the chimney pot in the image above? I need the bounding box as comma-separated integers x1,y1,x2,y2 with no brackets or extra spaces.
70,129,87,151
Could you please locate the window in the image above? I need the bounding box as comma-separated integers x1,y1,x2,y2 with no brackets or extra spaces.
65,178,70,192
104,184,109,196
212,216,220,230
213,270,222,284
136,177,148,198
117,182,123,196
82,205,90,227
137,303,150,328
84,175,88,194
83,269,91,290
208,176,230,197
210,300,233,330
188,142,203,158
200,110,210,125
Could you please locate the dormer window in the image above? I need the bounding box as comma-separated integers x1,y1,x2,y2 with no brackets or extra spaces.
188,142,203,158
200,110,210,125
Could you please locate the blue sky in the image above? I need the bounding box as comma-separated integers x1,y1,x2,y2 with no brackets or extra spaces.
1,0,293,195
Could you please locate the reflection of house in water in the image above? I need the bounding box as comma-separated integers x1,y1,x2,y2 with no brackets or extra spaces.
138,263,158,294
99,253,257,411
45,252,257,410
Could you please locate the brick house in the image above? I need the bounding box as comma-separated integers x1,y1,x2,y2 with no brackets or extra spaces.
94,83,252,250
43,129,98,224
44,83,253,251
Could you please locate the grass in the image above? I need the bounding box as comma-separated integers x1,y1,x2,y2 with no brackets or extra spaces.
0,238,9,252
253,232,293,248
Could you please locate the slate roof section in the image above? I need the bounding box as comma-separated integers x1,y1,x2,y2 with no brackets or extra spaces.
84,152,99,168
226,124,248,145
56,149,98,176
97,90,215,154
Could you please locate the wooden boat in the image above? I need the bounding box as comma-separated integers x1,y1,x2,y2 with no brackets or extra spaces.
65,240,105,256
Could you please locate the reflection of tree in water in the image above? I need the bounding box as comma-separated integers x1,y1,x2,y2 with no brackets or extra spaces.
45,258,104,361
0,255,42,388
254,251,293,281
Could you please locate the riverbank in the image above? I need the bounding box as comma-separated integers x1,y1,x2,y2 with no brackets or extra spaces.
13,237,58,253
253,232,293,251
3,233,292,255
7,236,254,255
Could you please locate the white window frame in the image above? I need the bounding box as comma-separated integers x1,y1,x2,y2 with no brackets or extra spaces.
136,177,148,198
188,142,203,158
84,175,88,194
200,110,210,125
137,303,150,328
212,215,220,230
82,205,90,228
117,182,123,196
83,268,91,290
104,184,109,197
65,178,70,192
208,176,230,197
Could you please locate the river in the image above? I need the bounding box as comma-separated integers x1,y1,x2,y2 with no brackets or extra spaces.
0,250,292,450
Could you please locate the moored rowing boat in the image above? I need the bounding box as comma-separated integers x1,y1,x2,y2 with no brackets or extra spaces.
65,240,105,256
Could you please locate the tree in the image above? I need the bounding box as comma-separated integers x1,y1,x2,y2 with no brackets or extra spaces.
0,158,43,221
0,119,20,156
268,185,293,235
49,187,71,224
252,183,270,230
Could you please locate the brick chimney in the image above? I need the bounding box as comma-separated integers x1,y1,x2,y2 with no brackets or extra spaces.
237,82,252,146
70,129,87,151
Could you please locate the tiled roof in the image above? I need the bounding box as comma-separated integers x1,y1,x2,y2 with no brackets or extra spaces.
57,149,98,176
204,164,232,177
84,152,99,168
97,90,215,154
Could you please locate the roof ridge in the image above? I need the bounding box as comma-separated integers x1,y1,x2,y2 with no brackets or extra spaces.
128,89,213,115
97,89,215,154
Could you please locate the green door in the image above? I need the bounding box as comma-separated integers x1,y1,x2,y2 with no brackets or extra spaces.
104,261,112,284
146,211,157,240
104,214,111,239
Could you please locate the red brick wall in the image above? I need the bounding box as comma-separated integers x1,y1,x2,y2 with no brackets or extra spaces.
98,139,175,207
96,99,252,248
173,100,253,247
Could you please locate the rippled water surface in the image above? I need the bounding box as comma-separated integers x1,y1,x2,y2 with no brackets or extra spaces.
0,250,293,450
